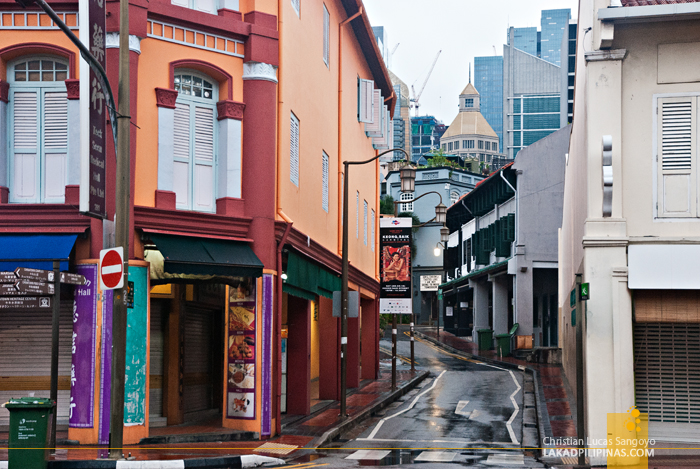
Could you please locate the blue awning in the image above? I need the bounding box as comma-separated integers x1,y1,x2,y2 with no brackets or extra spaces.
0,234,78,272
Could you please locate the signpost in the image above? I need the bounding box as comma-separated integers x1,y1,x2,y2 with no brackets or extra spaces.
580,282,590,301
100,247,124,290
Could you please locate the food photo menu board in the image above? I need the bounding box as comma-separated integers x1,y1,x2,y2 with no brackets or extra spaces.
226,278,256,419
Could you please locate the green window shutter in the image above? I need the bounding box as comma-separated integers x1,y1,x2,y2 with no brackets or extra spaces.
507,213,515,242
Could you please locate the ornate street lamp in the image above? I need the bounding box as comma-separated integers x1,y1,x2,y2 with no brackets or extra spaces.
441,225,450,243
400,165,416,193
435,203,447,225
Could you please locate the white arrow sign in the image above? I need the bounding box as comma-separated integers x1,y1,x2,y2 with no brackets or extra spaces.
455,400,470,416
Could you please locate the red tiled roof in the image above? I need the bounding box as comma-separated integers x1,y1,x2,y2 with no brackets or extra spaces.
622,0,700,6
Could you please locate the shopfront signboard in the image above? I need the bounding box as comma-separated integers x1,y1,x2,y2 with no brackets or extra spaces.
420,275,441,292
226,278,257,420
379,218,412,314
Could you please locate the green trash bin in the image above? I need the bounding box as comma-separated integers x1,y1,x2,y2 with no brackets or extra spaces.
4,397,55,469
495,333,512,357
477,329,493,350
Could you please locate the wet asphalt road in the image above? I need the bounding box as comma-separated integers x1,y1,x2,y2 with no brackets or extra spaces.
287,326,545,468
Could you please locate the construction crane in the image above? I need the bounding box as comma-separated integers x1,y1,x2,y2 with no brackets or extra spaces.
410,50,441,117
493,45,498,56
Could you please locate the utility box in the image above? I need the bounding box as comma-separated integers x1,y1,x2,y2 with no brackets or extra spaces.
4,397,55,469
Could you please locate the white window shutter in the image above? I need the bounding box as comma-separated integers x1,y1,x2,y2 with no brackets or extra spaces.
43,91,68,202
290,113,300,186
171,0,189,7
11,91,39,202
291,0,300,16
363,200,368,245
173,102,191,208
657,97,696,218
358,79,374,123
371,209,375,251
323,5,330,66
365,89,383,137
194,106,215,211
373,105,389,149
356,191,359,238
322,151,329,212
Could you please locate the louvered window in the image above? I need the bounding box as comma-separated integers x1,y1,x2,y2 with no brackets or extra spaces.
291,0,300,16
657,96,697,218
173,71,217,212
358,78,374,123
371,209,375,252
290,112,300,186
170,0,219,15
363,200,368,246
322,151,329,212
323,4,330,66
8,58,69,204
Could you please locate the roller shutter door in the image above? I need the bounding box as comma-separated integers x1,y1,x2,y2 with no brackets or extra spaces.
634,322,700,440
149,301,165,420
0,301,73,427
183,307,213,421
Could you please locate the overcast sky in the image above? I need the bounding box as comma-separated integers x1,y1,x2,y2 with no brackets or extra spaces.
363,0,579,125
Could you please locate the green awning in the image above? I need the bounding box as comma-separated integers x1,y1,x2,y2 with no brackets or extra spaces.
283,251,341,300
147,233,263,279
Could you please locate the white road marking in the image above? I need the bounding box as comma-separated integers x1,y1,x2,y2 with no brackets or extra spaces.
355,437,518,445
469,409,480,420
415,451,457,462
345,449,391,460
455,400,470,416
474,361,522,445
485,453,525,465
365,370,446,440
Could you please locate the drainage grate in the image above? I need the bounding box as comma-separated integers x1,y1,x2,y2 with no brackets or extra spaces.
561,456,589,465
253,443,299,455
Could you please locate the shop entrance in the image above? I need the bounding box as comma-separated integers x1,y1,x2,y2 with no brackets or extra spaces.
184,305,224,423
285,294,311,415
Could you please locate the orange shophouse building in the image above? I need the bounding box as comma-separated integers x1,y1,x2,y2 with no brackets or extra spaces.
0,0,394,444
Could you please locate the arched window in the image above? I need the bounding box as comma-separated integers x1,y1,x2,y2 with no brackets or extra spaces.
172,70,218,212
450,191,459,206
400,192,413,213
8,57,69,203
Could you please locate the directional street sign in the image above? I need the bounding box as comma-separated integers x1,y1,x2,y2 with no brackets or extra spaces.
0,272,16,283
15,267,56,282
1,269,86,285
100,247,124,290
0,280,54,296
0,296,51,309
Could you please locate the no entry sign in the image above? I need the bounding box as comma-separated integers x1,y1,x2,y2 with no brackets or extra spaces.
100,247,124,290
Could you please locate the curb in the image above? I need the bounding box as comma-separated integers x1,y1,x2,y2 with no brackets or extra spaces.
39,454,284,469
307,369,430,449
413,331,549,452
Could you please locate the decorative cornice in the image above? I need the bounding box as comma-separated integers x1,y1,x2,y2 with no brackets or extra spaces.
585,49,627,62
0,204,90,232
582,237,629,248
155,87,178,109
134,205,252,241
242,61,278,83
0,80,8,103
64,79,80,100
216,100,245,120
105,32,142,54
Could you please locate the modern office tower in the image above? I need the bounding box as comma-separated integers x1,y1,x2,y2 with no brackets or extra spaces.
539,9,571,66
372,26,390,68
474,56,504,151
503,27,562,159
560,20,577,126
411,115,445,163
512,27,539,57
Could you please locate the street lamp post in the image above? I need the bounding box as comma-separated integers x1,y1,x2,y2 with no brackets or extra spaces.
393,191,447,369
341,148,413,418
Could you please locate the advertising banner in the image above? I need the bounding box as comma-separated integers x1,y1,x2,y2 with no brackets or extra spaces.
226,278,256,420
70,264,97,428
380,217,412,314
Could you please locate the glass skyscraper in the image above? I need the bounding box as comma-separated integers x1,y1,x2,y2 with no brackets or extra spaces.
540,9,571,66
474,56,504,152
